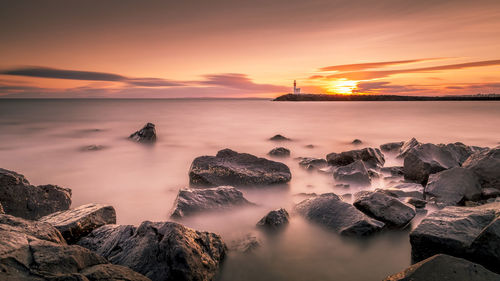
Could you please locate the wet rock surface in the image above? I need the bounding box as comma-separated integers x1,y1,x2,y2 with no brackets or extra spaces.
425,167,482,206
353,191,416,227
326,147,385,168
256,208,289,230
268,147,290,157
189,149,291,187
129,122,157,143
333,160,372,186
463,148,500,190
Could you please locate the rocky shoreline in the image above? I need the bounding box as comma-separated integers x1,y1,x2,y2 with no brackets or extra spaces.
1,129,500,280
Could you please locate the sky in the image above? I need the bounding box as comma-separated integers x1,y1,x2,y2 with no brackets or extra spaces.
1,0,500,98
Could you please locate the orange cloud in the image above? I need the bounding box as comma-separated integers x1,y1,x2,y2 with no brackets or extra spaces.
319,58,445,72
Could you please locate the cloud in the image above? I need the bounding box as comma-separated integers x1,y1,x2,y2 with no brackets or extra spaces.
319,58,443,72
126,78,185,87
355,81,500,95
197,73,288,92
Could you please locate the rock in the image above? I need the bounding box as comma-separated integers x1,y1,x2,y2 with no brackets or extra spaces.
383,254,500,281
352,139,362,145
318,166,335,174
81,144,105,151
405,197,427,208
297,157,328,170
463,148,500,190
381,166,404,176
229,233,261,253
376,188,424,200
442,142,474,164
403,143,460,184
294,193,384,236
269,134,291,141
333,160,371,186
78,221,226,281
353,191,416,227
268,147,290,157
425,167,482,206
305,144,315,149
129,122,157,143
380,141,404,153
326,147,385,168
0,214,66,244
0,168,72,220
170,186,254,218
469,217,500,273
482,188,500,199
39,203,117,244
256,208,289,230
0,203,3,214
189,149,291,187
397,137,420,158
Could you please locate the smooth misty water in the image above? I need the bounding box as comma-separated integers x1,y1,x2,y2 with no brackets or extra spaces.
0,99,499,281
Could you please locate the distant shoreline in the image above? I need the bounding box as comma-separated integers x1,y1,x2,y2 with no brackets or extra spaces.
273,93,500,101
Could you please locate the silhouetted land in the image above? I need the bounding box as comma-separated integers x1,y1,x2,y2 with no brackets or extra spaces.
273,93,500,101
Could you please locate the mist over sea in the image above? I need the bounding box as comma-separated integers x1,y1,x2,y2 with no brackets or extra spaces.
1,99,499,281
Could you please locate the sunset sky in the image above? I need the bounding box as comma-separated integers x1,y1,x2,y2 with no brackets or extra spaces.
1,0,500,98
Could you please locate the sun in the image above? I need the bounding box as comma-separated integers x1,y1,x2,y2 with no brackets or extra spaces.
326,79,358,94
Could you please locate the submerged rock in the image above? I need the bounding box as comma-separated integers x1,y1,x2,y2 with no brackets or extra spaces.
0,168,71,220
81,144,106,151
189,149,291,187
383,254,500,281
380,141,404,153
170,186,254,218
425,167,482,206
353,191,416,227
229,233,261,254
352,139,362,145
294,193,384,236
269,134,291,141
333,160,371,186
326,147,385,168
78,221,226,281
256,208,290,230
297,157,328,170
268,147,290,157
129,122,157,143
463,148,500,190
39,203,117,244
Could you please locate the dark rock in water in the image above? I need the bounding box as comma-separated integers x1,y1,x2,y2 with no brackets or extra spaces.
333,160,371,186
78,221,226,281
381,166,404,176
0,168,71,220
229,233,261,253
129,122,157,143
256,208,289,230
482,188,500,199
397,137,420,158
81,144,106,151
353,191,416,227
425,167,482,206
383,254,500,281
268,147,290,157
170,186,254,218
305,144,315,148
297,157,328,170
39,203,117,244
403,143,460,184
189,149,292,187
380,141,404,153
0,214,149,281
326,147,385,168
269,134,291,141
463,148,500,190
405,197,427,208
294,193,384,236
352,139,362,145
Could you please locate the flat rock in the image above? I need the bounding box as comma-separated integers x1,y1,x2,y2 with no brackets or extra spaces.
294,193,384,236
268,147,290,157
353,191,416,227
463,148,500,190
425,167,482,206
0,168,72,220
129,122,157,143
78,221,226,281
189,149,291,187
170,186,254,218
39,203,117,244
256,208,289,230
380,141,404,153
333,160,371,186
326,147,385,168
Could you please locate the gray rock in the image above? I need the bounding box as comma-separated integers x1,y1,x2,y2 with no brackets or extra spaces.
256,208,289,230
170,186,254,218
353,191,416,227
129,122,157,143
297,157,328,170
294,193,384,236
269,134,291,141
463,148,500,190
383,254,500,281
0,168,72,220
39,203,117,244
268,147,290,157
333,160,371,186
326,147,385,168
397,137,420,158
78,221,226,281
425,167,482,206
189,149,291,187
380,141,404,153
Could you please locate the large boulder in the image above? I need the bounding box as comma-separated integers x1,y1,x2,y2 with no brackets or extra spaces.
189,149,291,187
463,148,500,190
0,214,149,281
170,186,254,218
397,137,420,158
256,208,290,231
333,160,371,186
425,167,482,206
78,221,227,281
403,143,460,184
39,203,117,244
129,122,157,143
294,193,384,236
383,254,500,281
268,147,290,157
353,191,416,227
326,147,385,168
0,168,72,220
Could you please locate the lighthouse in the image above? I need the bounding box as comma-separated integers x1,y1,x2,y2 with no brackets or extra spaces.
293,80,301,94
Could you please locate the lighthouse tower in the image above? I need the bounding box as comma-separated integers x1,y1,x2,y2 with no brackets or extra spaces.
293,80,301,94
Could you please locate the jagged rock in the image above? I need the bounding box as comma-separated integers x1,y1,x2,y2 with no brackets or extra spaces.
463,148,500,190
425,167,482,206
170,186,254,218
294,193,384,236
353,191,416,227
229,233,261,253
297,157,328,170
0,214,66,244
256,208,289,230
269,134,291,141
189,149,291,187
268,147,290,157
129,123,157,143
405,197,427,208
442,142,474,164
381,166,404,176
383,254,500,281
39,203,116,244
397,137,420,158
380,141,404,153
333,160,371,186
326,147,385,168
78,221,226,281
403,143,460,184
0,168,71,220
482,188,500,199
352,139,362,145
